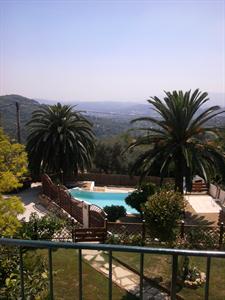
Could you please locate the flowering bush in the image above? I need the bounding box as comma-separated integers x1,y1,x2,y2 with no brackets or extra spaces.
184,266,206,289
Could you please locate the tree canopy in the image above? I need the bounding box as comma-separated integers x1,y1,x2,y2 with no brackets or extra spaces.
0,128,26,236
0,128,28,193
128,89,225,193
26,103,95,179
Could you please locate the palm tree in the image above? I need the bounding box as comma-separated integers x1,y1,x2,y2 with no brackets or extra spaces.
128,89,225,193
26,103,95,180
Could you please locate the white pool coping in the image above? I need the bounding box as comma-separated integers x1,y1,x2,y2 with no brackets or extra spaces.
185,194,221,213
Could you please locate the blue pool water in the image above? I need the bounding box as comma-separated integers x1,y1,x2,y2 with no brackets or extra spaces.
69,188,138,214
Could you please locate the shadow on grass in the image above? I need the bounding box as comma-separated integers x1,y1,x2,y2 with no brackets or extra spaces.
120,292,139,300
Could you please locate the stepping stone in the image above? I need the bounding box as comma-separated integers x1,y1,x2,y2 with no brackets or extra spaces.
95,254,104,262
120,277,136,286
99,267,109,275
84,255,94,261
103,263,116,269
126,284,139,293
92,262,100,268
113,267,132,278
82,250,101,256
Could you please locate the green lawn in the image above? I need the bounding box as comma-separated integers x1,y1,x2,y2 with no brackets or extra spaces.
38,249,137,300
112,252,225,300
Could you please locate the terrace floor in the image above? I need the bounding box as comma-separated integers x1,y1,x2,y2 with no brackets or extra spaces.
184,194,224,225
13,183,47,221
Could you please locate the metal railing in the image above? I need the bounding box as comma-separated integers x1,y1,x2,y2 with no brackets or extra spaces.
1,238,225,300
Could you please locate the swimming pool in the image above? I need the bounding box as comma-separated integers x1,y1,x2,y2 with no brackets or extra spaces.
69,188,138,214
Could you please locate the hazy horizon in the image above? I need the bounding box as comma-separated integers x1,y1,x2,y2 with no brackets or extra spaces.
0,1,224,104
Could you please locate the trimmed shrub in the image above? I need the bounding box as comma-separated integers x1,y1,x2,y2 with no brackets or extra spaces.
143,190,186,242
103,205,126,222
125,182,156,215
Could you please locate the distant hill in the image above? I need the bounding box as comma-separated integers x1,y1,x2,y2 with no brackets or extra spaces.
1,94,224,144
0,95,40,143
74,101,153,117
37,99,155,117
0,95,142,142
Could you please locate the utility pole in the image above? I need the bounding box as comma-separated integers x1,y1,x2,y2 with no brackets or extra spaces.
15,102,21,143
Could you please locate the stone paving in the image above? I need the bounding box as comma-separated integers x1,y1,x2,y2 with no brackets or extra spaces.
82,249,170,300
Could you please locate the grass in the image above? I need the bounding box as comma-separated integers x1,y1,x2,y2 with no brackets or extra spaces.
112,252,225,300
38,249,138,300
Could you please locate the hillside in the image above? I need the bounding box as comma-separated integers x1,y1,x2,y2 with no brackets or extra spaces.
1,94,224,144
0,95,137,142
0,95,40,143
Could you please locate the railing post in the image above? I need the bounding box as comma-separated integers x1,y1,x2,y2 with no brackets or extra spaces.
108,250,112,300
60,169,64,184
104,218,108,231
19,247,25,300
69,198,72,215
57,184,60,206
48,248,54,300
142,219,146,246
34,221,38,240
78,249,83,300
171,254,178,300
71,219,75,242
104,218,108,243
205,257,211,300
180,220,185,239
140,252,144,300
88,204,90,228
219,222,224,249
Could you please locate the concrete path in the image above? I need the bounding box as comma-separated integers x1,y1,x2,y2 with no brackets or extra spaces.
11,183,48,221
82,249,169,300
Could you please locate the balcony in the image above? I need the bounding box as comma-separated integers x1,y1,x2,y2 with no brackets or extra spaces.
1,238,225,300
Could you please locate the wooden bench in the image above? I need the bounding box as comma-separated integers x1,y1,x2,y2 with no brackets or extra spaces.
74,227,107,243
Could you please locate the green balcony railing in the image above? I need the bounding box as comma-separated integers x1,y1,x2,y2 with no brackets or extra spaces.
1,238,225,300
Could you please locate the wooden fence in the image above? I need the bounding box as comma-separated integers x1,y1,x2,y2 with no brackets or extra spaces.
75,172,174,187
42,174,106,227
107,221,225,249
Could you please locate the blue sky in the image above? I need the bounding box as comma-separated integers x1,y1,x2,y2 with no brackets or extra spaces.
0,0,224,103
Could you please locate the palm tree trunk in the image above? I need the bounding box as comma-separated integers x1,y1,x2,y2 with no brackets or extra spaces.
175,153,185,194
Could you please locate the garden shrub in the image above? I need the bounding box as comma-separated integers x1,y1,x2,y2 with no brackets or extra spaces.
143,190,186,242
19,212,64,240
187,227,218,250
103,205,126,222
125,182,156,215
0,195,24,237
0,247,49,299
106,233,142,246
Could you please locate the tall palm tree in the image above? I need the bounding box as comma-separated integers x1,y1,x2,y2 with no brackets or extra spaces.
26,103,95,179
128,89,225,193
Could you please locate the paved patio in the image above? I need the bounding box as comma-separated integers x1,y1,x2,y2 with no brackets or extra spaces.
13,183,48,221
184,194,223,225
185,194,221,214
